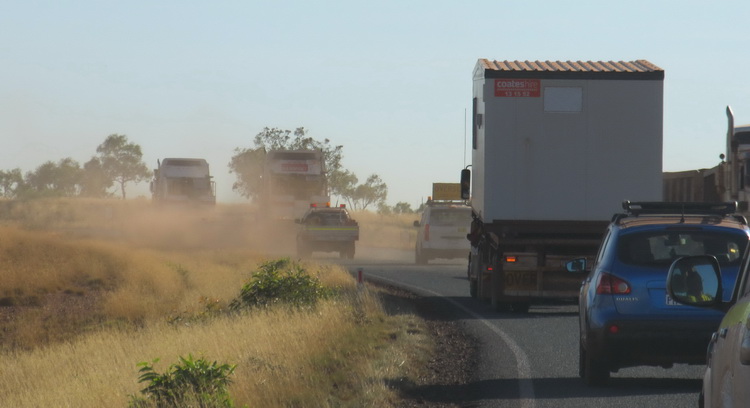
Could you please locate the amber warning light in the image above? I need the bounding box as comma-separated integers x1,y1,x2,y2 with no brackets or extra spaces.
505,256,517,263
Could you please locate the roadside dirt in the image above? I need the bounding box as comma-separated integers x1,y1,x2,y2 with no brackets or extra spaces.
377,285,479,408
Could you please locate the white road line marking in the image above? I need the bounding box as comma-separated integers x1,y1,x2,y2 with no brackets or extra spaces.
369,275,536,408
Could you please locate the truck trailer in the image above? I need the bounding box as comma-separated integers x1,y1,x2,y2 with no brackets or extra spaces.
464,59,664,312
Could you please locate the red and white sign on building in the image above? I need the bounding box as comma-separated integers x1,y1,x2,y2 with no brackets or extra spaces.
279,162,310,173
494,79,541,97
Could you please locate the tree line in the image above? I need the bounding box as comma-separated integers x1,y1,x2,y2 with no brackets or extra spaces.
1,128,418,213
0,134,150,200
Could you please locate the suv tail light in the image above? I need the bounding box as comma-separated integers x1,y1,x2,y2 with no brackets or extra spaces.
596,272,631,295
423,224,430,241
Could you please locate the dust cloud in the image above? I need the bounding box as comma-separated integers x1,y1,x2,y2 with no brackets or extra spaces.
0,199,420,262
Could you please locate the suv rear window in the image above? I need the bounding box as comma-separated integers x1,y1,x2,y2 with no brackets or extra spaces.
618,229,746,266
428,208,471,226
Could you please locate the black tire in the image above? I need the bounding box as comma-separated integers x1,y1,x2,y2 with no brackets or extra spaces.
579,343,609,386
341,243,355,259
469,279,478,298
415,247,428,265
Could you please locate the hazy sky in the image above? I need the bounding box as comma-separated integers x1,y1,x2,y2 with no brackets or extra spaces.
2,1,748,206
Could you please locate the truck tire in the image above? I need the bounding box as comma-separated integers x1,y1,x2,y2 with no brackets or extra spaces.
490,261,507,311
340,243,355,259
469,279,477,298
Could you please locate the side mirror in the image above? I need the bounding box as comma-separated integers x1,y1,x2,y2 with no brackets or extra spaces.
413,220,420,227
666,255,722,307
565,258,587,273
460,169,471,200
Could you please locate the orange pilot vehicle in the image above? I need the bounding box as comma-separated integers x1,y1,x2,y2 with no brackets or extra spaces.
295,203,359,259
463,58,665,312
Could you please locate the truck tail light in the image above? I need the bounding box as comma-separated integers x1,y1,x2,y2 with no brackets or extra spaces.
596,272,631,295
505,256,517,263
424,224,430,241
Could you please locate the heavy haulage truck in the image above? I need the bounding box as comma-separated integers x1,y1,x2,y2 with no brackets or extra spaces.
150,158,216,205
463,59,665,312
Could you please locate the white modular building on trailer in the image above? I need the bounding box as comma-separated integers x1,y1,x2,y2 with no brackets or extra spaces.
465,59,665,312
471,59,664,222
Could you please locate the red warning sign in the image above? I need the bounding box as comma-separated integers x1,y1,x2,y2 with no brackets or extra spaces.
494,79,541,97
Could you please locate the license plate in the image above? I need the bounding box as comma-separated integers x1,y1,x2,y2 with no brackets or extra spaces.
665,293,680,306
504,271,537,290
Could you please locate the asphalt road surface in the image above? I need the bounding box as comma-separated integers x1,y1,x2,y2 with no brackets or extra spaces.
321,246,704,408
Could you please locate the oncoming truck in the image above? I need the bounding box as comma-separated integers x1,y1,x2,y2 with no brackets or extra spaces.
150,158,216,205
262,149,330,220
464,59,664,312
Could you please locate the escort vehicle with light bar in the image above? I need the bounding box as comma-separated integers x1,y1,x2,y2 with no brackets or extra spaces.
464,58,665,312
414,183,471,264
296,203,358,259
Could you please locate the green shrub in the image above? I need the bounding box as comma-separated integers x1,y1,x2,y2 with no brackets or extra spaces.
229,258,332,311
128,354,236,408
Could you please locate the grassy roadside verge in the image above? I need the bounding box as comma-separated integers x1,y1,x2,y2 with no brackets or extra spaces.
0,199,469,407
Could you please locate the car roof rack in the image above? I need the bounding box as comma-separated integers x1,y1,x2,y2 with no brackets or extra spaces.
613,201,747,225
623,201,737,216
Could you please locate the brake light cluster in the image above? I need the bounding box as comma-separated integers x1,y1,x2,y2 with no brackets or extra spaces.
309,203,347,208
596,272,631,295
423,224,430,241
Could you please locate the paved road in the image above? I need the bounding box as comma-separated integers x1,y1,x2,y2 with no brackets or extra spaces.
324,247,704,408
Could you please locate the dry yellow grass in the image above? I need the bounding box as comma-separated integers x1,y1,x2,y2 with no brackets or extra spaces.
0,198,433,407
0,292,431,407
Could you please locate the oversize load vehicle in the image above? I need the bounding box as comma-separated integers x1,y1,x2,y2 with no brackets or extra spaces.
465,59,665,312
576,201,750,386
296,204,358,259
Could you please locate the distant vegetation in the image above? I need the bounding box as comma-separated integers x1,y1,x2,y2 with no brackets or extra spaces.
0,134,149,200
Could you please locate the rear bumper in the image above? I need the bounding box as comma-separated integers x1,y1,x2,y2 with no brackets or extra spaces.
585,319,718,368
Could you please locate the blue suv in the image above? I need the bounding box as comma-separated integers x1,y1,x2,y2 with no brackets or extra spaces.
575,201,750,386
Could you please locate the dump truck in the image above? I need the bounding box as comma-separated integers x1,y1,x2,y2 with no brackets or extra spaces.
463,59,664,312
150,158,216,205
296,204,358,259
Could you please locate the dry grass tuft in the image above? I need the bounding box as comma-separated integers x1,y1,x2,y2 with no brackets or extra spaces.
0,198,433,407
